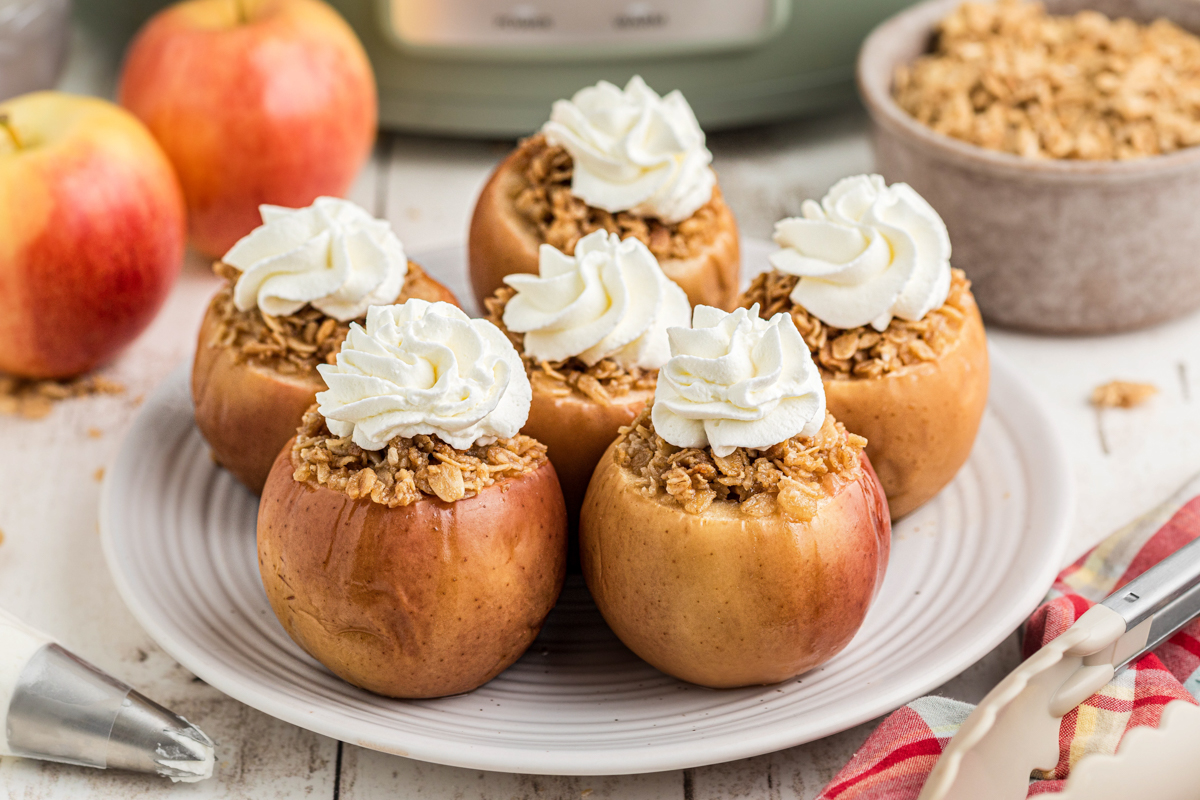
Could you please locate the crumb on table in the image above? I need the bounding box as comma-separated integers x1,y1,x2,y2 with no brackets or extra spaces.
1091,380,1158,408
0,374,124,419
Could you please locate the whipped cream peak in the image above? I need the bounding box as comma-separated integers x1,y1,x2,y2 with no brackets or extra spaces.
501,230,691,371
542,75,715,224
225,197,408,322
316,300,531,452
768,174,952,331
652,304,826,458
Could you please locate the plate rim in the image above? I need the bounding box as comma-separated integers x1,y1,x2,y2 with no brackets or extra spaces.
100,291,1074,777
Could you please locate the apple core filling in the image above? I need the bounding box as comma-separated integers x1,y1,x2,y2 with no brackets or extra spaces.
291,406,548,506
206,261,434,377
485,287,657,405
740,269,974,380
615,407,867,520
512,134,719,263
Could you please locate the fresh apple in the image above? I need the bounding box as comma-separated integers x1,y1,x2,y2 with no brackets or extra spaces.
0,92,185,379
118,0,377,259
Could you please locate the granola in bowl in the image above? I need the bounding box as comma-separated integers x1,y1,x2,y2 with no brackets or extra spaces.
893,0,1200,160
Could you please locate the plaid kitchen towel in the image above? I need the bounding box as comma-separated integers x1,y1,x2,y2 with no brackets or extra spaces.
817,492,1200,800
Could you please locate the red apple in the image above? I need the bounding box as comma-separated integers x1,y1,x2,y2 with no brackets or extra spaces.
0,92,185,379
118,0,378,258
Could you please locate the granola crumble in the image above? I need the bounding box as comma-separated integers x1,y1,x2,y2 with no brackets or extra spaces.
740,269,973,380
206,260,432,377
615,408,867,521
1091,380,1158,408
513,133,719,261
290,406,548,506
484,287,657,405
0,373,123,419
893,0,1200,160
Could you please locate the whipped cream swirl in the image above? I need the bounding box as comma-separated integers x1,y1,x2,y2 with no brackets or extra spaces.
652,305,826,457
768,174,952,331
502,230,691,370
542,75,715,224
225,197,408,322
316,300,531,451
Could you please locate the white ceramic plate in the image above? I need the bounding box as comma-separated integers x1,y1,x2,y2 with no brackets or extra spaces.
100,242,1074,776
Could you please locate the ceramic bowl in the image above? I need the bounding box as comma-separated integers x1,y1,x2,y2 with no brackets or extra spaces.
858,0,1200,334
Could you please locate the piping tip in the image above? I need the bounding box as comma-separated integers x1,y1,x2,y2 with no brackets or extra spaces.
4,643,215,781
106,690,215,782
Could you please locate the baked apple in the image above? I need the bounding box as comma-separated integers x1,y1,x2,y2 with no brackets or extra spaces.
192,197,458,494
580,305,891,688
741,174,988,518
469,76,739,312
483,229,690,526
258,300,566,698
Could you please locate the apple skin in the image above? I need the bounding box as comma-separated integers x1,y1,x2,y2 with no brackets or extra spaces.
258,444,568,698
581,447,890,688
118,0,377,258
0,92,185,379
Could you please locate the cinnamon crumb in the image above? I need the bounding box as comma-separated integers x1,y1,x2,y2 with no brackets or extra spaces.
615,408,867,521
513,133,719,260
740,269,973,380
1091,380,1158,408
484,287,656,404
93,467,105,482
290,406,548,506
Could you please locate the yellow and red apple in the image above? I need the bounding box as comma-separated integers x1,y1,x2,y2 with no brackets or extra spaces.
0,92,185,379
118,0,378,258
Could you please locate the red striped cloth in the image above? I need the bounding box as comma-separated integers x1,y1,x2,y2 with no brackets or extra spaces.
817,496,1200,800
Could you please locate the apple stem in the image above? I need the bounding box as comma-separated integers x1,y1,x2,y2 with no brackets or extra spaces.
234,0,247,23
0,114,21,150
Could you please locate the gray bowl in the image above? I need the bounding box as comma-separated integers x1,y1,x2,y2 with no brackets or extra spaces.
858,0,1200,334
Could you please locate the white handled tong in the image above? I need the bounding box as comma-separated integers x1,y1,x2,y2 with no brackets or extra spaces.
918,523,1200,800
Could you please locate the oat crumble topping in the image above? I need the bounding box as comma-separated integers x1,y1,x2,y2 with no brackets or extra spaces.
0,373,123,419
1091,380,1158,408
206,260,433,377
291,406,548,506
615,408,867,521
893,0,1200,160
740,269,973,380
513,133,720,261
484,287,657,405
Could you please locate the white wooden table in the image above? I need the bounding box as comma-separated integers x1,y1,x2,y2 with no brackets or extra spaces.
1,26,1196,799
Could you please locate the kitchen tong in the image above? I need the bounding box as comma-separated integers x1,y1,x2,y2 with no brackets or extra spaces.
918,485,1200,800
